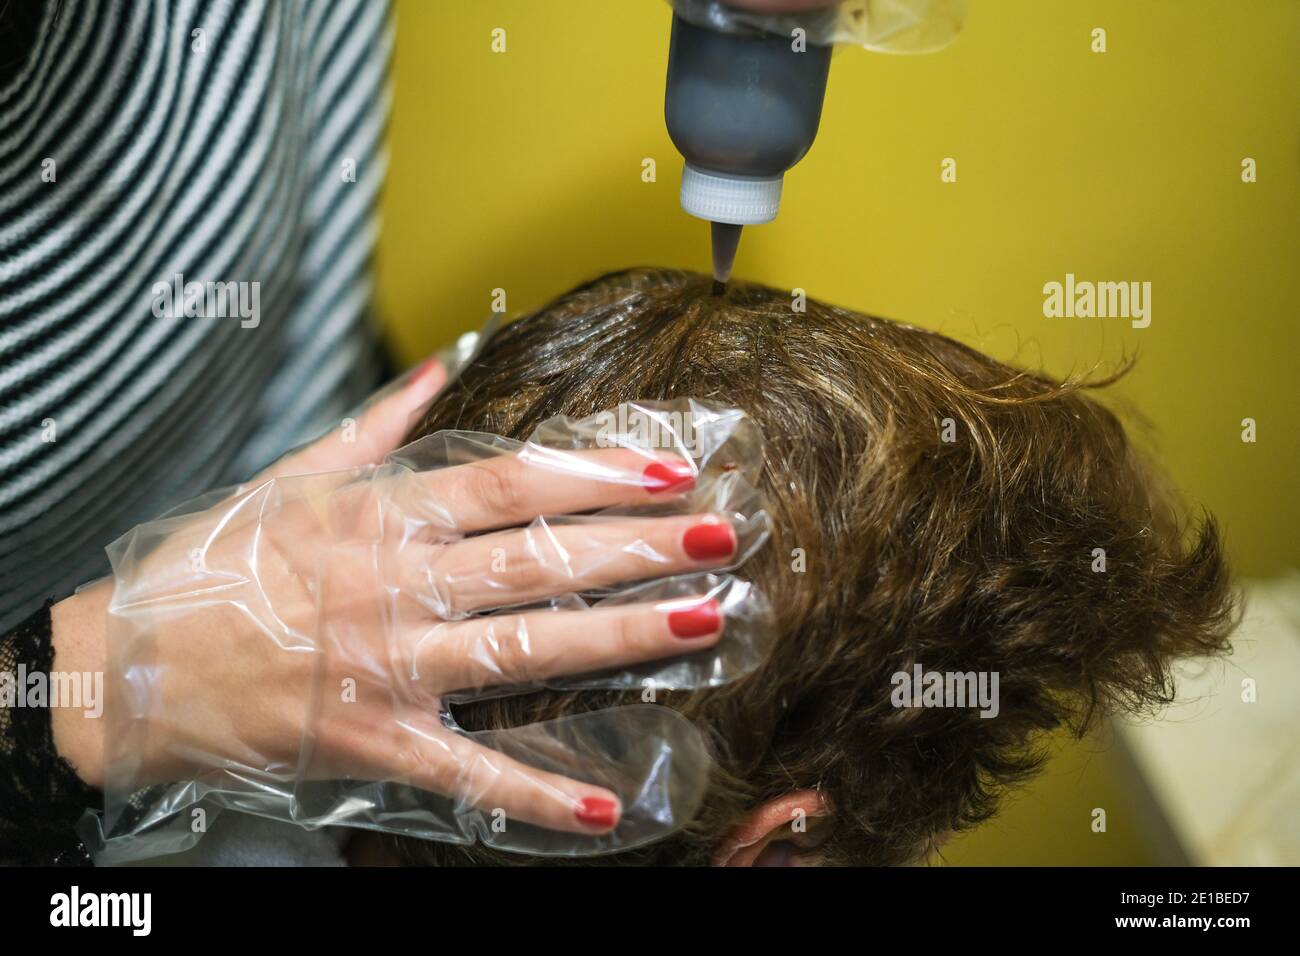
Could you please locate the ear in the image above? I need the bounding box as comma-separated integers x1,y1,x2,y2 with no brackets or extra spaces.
712,789,830,867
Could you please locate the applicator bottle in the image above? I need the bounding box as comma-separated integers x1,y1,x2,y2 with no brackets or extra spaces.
663,0,969,283
664,4,832,283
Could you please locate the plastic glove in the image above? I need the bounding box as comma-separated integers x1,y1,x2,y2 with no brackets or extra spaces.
89,399,771,862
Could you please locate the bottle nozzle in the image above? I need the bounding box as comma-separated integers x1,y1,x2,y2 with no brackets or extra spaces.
711,221,743,285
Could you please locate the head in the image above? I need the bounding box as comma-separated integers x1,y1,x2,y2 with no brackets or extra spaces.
385,267,1236,866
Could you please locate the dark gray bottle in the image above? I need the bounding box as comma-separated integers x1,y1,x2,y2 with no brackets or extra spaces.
664,5,832,280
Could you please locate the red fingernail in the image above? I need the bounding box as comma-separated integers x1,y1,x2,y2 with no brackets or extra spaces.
575,796,619,829
667,599,722,639
683,522,736,561
410,357,443,390
642,459,695,495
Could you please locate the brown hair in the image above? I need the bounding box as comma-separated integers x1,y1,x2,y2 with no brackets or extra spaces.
388,268,1236,865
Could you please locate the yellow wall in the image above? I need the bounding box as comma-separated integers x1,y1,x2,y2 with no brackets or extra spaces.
377,0,1300,863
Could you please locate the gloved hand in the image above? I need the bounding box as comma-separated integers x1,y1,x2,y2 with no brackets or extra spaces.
90,396,771,861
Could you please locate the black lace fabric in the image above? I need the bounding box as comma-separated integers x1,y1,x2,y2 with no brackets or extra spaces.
0,601,100,865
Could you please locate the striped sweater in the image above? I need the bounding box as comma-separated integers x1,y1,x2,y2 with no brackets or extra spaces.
0,0,391,630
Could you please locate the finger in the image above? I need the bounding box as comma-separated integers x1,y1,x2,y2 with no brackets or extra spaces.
410,597,724,694
438,733,625,836
334,716,624,837
414,448,697,535
259,358,447,481
420,514,738,613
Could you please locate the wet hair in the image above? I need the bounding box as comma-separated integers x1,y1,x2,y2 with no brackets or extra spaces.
387,268,1237,865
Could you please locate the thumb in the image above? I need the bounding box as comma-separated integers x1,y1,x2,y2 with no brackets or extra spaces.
257,357,447,481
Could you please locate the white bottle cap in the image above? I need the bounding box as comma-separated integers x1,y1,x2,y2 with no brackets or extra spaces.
679,164,783,225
